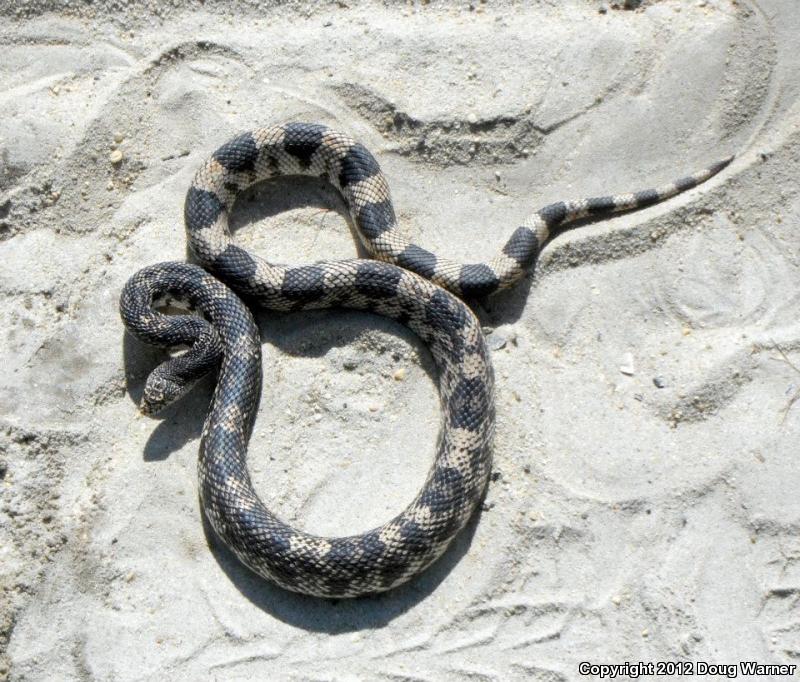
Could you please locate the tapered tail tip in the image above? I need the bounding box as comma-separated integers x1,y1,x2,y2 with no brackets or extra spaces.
710,155,735,175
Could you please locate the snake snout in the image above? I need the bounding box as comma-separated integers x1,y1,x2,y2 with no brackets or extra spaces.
141,372,185,416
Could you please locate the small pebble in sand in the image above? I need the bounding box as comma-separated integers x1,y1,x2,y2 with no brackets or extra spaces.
113,132,124,143
487,327,517,351
488,334,506,351
653,376,667,388
611,595,621,605
392,368,406,381
109,149,123,165
619,353,635,376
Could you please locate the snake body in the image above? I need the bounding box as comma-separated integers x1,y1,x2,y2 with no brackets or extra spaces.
121,260,492,597
185,123,732,300
120,122,730,597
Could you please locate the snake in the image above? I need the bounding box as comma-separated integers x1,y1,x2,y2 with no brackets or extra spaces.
120,122,731,598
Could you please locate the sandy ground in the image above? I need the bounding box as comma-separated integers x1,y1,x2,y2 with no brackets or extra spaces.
1,0,799,680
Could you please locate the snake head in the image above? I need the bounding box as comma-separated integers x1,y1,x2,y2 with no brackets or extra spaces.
140,372,186,416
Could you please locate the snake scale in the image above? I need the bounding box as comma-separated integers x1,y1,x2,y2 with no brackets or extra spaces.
120,122,731,597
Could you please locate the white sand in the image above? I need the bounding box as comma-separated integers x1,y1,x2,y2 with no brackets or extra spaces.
2,1,799,679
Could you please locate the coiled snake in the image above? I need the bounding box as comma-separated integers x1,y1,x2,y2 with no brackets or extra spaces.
120,122,730,597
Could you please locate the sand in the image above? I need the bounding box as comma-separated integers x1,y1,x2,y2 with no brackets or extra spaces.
2,0,799,679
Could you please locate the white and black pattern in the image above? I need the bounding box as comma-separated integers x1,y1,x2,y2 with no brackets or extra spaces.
120,261,494,598
184,122,732,300
120,123,730,598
